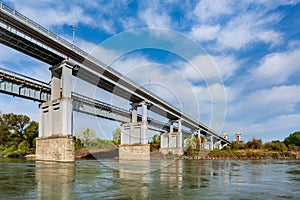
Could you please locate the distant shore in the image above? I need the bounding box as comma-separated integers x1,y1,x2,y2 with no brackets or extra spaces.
180,149,300,160
3,149,295,161
74,149,300,160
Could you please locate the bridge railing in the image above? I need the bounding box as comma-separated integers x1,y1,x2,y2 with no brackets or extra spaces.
71,92,131,117
0,67,50,89
0,2,88,57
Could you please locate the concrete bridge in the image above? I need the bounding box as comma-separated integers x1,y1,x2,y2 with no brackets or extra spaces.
0,2,230,161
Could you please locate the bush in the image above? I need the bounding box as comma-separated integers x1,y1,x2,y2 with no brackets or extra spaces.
288,144,300,151
264,140,288,151
2,144,18,157
17,140,30,156
223,145,232,151
231,141,246,150
246,138,263,149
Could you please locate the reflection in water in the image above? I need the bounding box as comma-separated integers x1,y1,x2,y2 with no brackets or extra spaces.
35,161,75,200
0,159,300,199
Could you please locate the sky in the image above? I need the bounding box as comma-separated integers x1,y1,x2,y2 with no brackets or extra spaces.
0,0,300,142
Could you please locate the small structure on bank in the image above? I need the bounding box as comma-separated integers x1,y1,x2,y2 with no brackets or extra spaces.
236,132,241,142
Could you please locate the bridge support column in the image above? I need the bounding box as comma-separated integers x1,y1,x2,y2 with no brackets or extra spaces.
36,61,75,162
159,119,183,156
210,136,214,150
197,129,202,150
119,101,150,160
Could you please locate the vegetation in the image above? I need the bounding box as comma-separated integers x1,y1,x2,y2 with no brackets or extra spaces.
150,134,160,151
284,131,300,149
0,110,299,160
184,133,300,159
0,113,38,157
75,128,114,150
112,128,121,146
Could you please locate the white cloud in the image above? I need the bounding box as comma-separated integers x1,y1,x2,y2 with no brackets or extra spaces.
139,8,171,28
216,13,282,50
229,85,300,121
193,0,233,23
180,55,220,82
189,24,220,41
224,114,300,141
251,47,300,86
180,54,239,82
13,3,93,28
211,55,240,80
258,31,283,48
190,1,287,51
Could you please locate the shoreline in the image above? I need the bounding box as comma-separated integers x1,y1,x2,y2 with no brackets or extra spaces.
1,149,299,161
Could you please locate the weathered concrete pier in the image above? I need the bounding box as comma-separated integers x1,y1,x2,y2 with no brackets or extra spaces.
36,61,75,162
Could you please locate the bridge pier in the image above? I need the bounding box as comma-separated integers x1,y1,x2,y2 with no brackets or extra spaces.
119,101,150,160
36,61,75,162
159,119,183,156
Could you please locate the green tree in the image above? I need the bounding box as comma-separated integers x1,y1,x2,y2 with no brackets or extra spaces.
186,134,197,150
112,128,121,145
284,131,300,148
151,134,160,145
76,128,96,148
23,121,39,148
17,140,30,155
0,113,38,157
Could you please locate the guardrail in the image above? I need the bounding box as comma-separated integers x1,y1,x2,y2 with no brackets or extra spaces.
0,67,50,89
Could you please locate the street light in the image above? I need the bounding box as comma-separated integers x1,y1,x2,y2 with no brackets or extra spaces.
70,25,76,50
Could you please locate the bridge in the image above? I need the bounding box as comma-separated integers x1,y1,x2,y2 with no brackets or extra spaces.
0,2,230,161
0,66,190,134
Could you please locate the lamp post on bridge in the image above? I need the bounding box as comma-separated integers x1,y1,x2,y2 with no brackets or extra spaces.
71,25,76,50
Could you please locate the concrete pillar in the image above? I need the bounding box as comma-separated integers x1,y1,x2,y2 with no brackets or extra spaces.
210,136,214,150
198,129,201,150
39,105,43,137
131,105,137,123
160,133,168,148
177,119,182,148
141,102,147,123
61,64,72,98
170,121,174,133
141,102,148,144
51,71,60,101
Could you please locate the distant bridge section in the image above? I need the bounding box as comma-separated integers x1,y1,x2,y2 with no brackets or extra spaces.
0,67,188,134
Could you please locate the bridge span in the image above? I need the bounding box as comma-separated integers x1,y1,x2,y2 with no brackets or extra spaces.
0,2,230,161
0,66,189,134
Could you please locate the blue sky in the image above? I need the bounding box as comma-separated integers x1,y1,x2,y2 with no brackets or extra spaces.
0,0,300,142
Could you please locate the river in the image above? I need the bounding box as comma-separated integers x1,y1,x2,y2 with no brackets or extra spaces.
0,158,299,199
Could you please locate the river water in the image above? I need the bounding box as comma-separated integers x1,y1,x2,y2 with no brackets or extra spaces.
0,158,299,199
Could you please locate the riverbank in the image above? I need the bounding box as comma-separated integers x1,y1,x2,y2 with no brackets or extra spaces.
181,149,300,160
3,148,298,160
75,149,300,160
